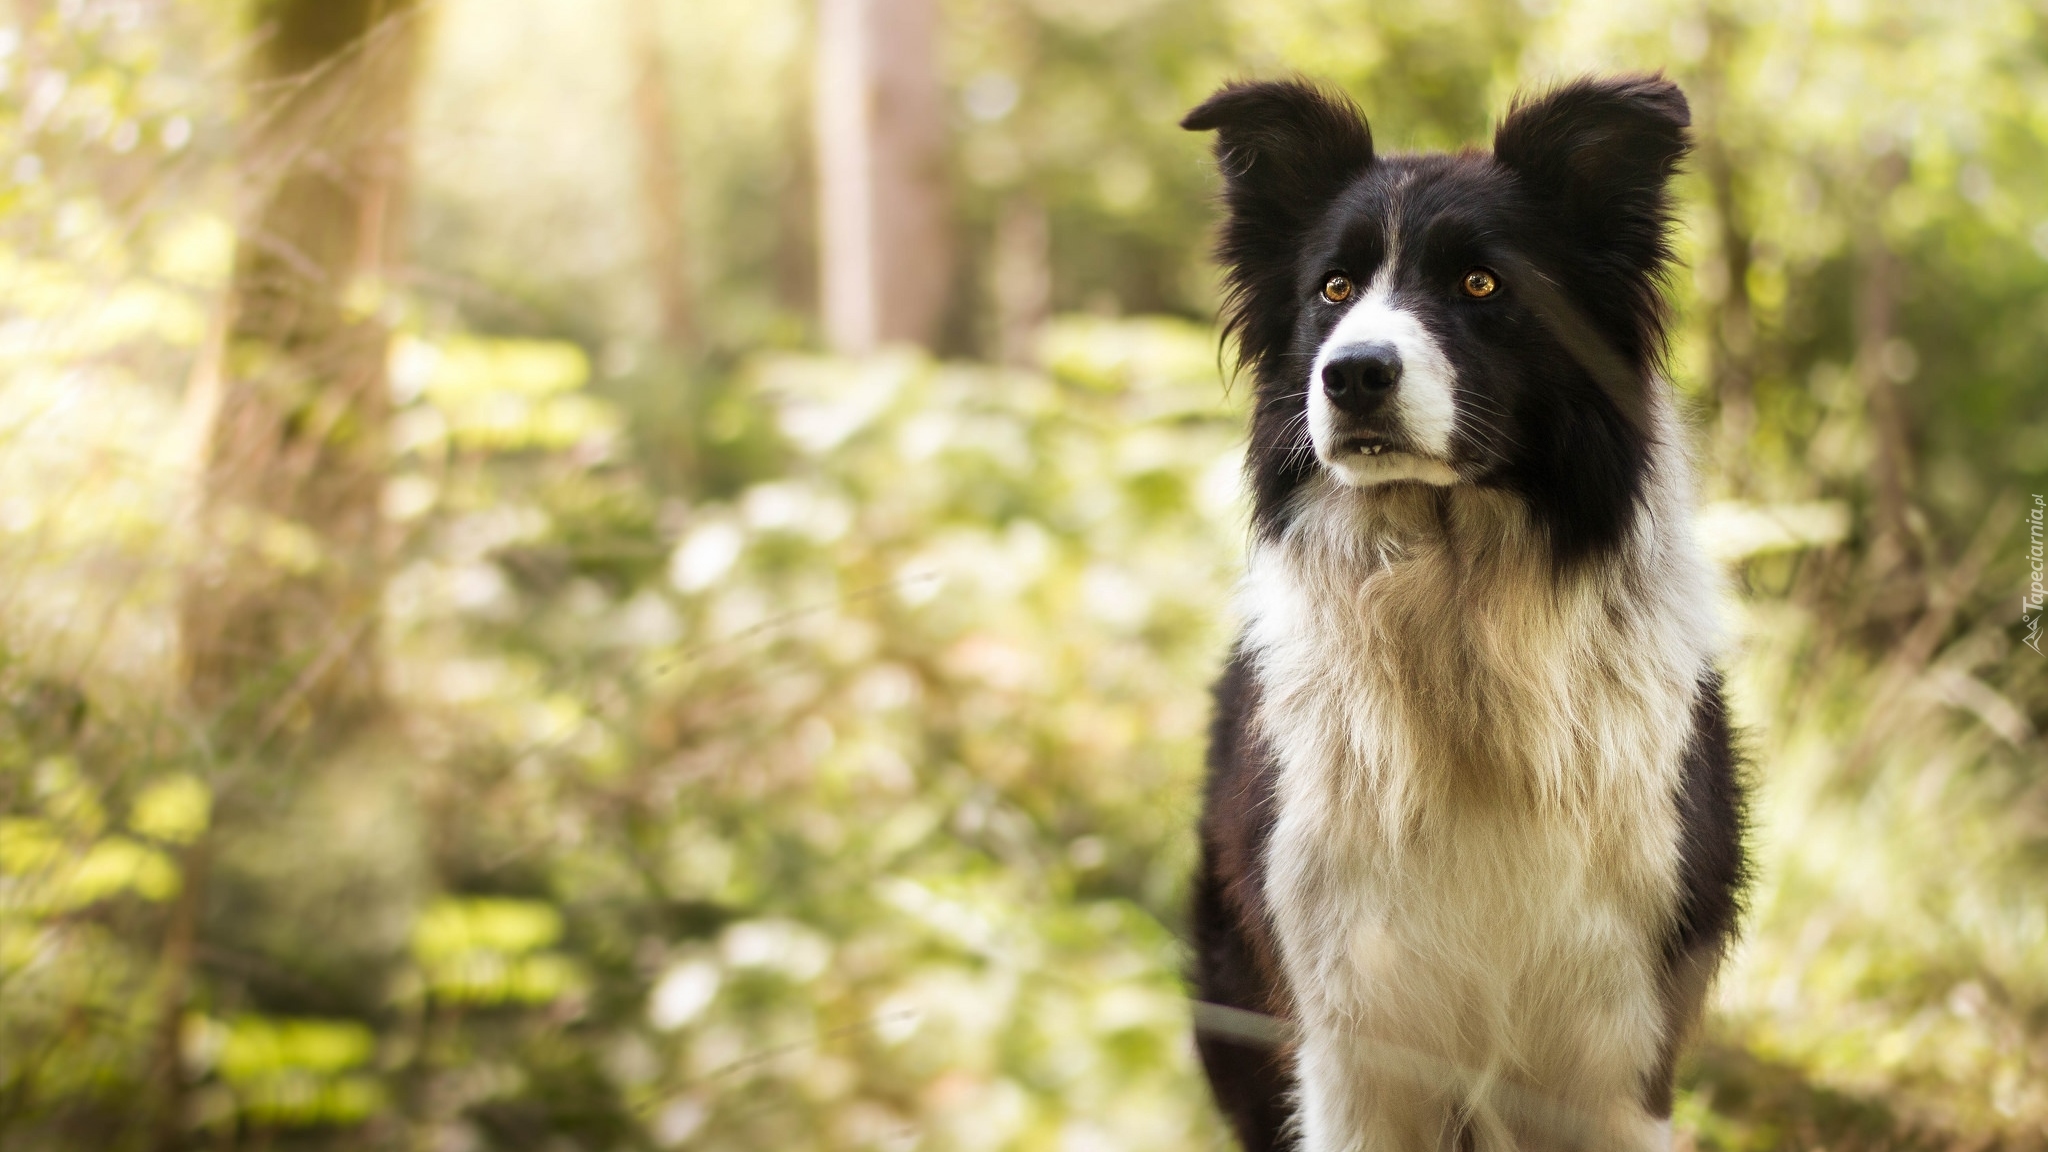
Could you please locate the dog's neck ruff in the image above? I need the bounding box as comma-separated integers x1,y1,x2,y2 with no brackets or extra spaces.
1243,399,1716,827
1237,400,1717,1149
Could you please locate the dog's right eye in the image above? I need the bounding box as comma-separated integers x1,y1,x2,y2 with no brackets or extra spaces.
1321,274,1354,304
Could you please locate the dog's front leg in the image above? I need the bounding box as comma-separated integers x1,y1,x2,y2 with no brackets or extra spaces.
1293,1026,1451,1152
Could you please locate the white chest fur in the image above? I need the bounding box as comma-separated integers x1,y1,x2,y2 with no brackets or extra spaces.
1239,462,1717,1151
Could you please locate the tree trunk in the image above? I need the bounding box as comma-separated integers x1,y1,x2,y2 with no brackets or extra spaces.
1856,150,1924,623
181,0,422,742
992,195,1050,365
146,839,208,1152
1704,144,1755,470
627,0,696,349
1694,8,1756,487
814,0,952,353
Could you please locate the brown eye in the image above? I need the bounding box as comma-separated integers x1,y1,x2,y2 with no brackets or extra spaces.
1461,268,1500,298
1321,274,1354,304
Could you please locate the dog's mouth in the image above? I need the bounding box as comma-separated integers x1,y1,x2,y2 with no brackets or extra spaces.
1317,430,1462,488
1311,414,1461,487
1336,434,1407,458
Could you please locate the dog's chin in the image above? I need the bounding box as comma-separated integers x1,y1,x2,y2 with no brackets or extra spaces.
1315,441,1461,488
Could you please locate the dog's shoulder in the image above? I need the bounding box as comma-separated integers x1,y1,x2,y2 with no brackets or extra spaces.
1202,646,1285,941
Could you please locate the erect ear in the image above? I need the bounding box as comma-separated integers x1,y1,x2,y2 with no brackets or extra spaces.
1182,80,1374,231
1493,74,1690,263
1183,81,1372,382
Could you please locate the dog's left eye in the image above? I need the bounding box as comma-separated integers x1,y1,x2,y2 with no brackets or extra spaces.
1460,268,1500,298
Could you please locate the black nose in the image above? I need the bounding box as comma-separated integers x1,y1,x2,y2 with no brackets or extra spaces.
1321,343,1402,416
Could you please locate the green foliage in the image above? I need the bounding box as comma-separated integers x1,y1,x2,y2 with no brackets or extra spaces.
413,898,584,1005
203,1016,385,1127
0,0,2045,1150
375,317,1239,1150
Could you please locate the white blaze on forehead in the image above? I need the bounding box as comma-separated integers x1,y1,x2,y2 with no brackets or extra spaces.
1306,265,1460,488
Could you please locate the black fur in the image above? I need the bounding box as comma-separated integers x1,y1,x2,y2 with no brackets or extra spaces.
1644,671,1750,1117
1190,650,1295,1152
1182,81,1376,537
1667,672,1748,970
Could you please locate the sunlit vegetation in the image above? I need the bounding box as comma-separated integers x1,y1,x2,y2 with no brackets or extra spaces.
0,0,2044,1150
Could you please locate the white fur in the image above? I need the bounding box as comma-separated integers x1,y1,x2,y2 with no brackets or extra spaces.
1308,268,1461,489
1239,394,1719,1152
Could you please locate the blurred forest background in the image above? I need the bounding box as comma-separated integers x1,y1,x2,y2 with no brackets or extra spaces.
0,0,2045,1149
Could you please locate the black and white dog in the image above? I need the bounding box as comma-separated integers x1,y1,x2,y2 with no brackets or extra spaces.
1183,75,1746,1152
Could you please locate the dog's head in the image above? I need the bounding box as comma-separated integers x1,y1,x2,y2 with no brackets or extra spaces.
1184,75,1690,565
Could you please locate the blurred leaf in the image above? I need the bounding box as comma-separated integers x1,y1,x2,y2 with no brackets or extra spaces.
128,773,211,846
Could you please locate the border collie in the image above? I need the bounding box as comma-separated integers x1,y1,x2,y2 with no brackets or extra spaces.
1181,75,1746,1152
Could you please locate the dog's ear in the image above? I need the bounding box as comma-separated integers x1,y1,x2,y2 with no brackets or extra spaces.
1494,74,1690,266
1182,80,1374,233
1183,81,1372,391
